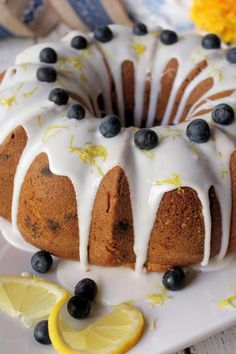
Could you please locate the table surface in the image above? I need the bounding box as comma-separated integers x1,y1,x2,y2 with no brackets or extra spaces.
1,23,236,354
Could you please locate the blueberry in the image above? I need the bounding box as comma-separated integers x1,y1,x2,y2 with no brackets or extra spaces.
67,104,85,120
74,278,97,301
67,295,91,319
227,47,236,63
186,119,210,143
162,267,186,291
133,23,148,36
31,250,53,273
212,103,235,125
134,129,158,150
160,30,178,45
36,67,57,83
49,88,69,105
34,320,51,345
201,34,221,49
94,26,113,43
39,47,57,64
71,36,88,49
99,114,121,138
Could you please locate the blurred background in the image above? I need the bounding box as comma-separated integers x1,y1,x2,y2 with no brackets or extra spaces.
0,0,202,71
1,0,235,71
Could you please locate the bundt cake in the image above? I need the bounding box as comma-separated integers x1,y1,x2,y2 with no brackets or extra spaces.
0,24,236,272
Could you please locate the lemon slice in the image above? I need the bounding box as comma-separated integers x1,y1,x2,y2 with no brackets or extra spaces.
0,276,70,327
49,302,144,354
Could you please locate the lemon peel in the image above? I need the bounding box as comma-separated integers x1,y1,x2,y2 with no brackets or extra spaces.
155,173,183,187
49,303,144,354
218,295,236,310
69,136,108,176
0,276,70,328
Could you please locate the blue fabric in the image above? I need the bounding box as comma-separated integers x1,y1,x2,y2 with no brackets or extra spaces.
0,26,13,38
68,0,113,30
21,0,44,25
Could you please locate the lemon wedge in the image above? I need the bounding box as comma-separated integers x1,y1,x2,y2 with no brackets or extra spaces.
49,302,144,354
0,276,70,327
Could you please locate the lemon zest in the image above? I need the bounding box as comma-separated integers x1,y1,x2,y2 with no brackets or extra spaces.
146,287,172,308
188,143,208,164
37,115,43,128
0,95,16,108
218,296,236,310
131,43,146,58
155,173,183,187
149,316,158,331
221,169,228,179
22,86,38,98
69,136,107,176
42,125,69,141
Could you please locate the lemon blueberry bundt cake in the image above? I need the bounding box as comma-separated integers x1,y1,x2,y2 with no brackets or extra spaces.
0,24,236,272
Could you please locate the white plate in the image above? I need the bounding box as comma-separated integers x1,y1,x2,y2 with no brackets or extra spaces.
1,232,236,354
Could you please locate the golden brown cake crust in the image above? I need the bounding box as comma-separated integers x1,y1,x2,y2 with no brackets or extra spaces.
17,153,80,259
0,126,27,221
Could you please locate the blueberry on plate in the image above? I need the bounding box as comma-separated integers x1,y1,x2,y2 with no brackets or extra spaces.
99,114,121,138
74,278,97,301
201,34,221,49
67,295,91,319
134,128,158,150
67,103,85,120
31,250,53,273
186,119,210,143
71,36,88,49
226,47,236,63
34,320,51,345
39,47,57,64
160,30,178,45
94,26,113,43
133,23,148,36
162,267,186,291
212,103,235,125
36,67,57,83
49,88,69,105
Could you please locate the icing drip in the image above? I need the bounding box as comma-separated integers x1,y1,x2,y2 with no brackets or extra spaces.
0,25,235,272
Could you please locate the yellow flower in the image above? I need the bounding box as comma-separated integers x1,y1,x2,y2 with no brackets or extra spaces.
191,0,236,43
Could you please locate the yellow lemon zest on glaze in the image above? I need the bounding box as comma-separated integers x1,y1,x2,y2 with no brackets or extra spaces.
37,115,43,128
161,134,182,141
221,169,228,179
218,151,223,158
131,43,146,58
190,49,207,64
188,143,208,164
42,125,69,141
68,57,83,70
13,83,24,93
191,0,236,44
59,56,83,71
69,135,107,176
218,296,236,310
209,64,224,82
99,45,114,62
141,150,155,159
149,317,158,331
0,95,17,108
155,173,183,187
22,86,38,98
146,287,172,308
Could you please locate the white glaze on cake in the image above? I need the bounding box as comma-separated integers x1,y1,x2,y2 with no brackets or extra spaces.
0,25,235,272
